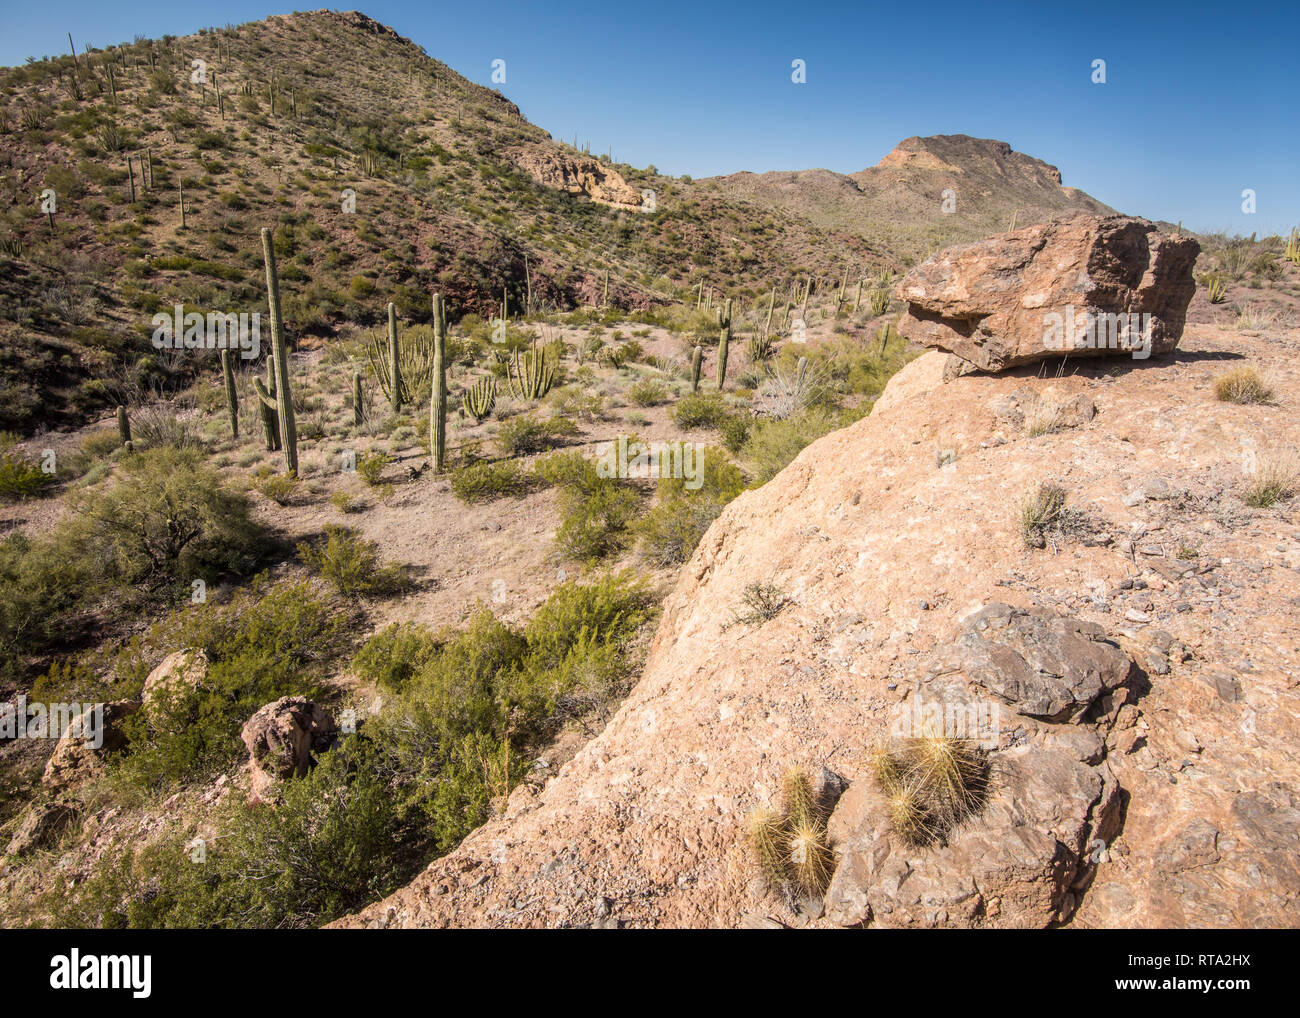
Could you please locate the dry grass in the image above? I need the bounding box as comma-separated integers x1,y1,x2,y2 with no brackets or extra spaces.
1214,366,1276,405
1242,452,1298,509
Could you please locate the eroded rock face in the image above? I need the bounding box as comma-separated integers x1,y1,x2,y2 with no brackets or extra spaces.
941,603,1132,723
512,148,644,209
896,215,1199,371
240,696,337,801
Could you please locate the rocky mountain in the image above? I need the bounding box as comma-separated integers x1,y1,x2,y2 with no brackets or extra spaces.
708,134,1116,264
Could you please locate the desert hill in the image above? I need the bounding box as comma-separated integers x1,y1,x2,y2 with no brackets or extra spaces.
708,134,1116,263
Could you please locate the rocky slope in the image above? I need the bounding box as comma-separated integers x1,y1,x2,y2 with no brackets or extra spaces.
338,303,1300,928
709,134,1116,263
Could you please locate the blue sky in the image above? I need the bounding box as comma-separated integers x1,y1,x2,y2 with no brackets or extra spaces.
5,0,1296,235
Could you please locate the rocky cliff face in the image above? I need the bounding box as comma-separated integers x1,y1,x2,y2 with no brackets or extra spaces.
338,315,1299,929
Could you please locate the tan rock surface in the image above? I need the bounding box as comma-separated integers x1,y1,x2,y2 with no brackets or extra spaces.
337,318,1300,929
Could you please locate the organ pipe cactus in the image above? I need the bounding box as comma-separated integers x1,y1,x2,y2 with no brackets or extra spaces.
220,348,239,438
430,292,448,471
387,302,402,412
251,227,297,474
462,376,496,423
716,297,732,390
507,339,556,401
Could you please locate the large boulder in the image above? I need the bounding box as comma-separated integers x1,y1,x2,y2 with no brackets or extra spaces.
141,648,208,719
896,214,1199,371
41,699,139,793
240,696,337,800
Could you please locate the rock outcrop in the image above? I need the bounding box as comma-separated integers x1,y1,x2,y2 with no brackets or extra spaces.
512,148,644,209
141,649,208,720
896,215,1200,371
240,696,337,801
41,699,138,793
337,313,1300,930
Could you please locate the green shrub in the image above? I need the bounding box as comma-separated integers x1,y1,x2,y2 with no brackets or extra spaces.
637,448,746,565
742,410,837,485
496,414,579,456
628,378,669,407
673,392,730,430
450,459,531,502
356,451,391,486
0,448,52,500
352,622,441,691
297,525,408,597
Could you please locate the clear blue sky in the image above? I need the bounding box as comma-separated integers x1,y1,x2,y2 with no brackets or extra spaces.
5,0,1296,236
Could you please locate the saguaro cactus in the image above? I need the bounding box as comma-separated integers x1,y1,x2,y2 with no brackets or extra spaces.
691,345,703,392
352,370,363,426
117,405,132,451
430,292,448,472
716,298,732,390
251,227,297,474
387,302,402,413
256,357,281,452
220,348,239,438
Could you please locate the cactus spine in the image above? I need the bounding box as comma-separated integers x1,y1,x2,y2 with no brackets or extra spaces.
691,345,703,393
116,405,132,451
716,298,732,390
387,302,402,412
220,348,239,438
430,292,447,472
252,226,297,474
352,370,363,426
462,376,497,423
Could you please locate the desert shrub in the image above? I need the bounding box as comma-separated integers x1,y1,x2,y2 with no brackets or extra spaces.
637,447,746,566
628,378,669,407
533,451,640,561
352,622,441,691
450,459,531,502
44,736,426,930
725,581,789,628
673,392,731,430
1214,366,1275,404
0,446,52,500
0,448,271,684
496,413,579,456
741,410,837,485
297,525,408,597
1019,482,1071,548
132,408,204,452
356,451,391,486
720,414,751,454
252,466,300,505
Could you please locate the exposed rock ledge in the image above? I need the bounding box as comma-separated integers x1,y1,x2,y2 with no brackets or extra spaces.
336,321,1300,929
